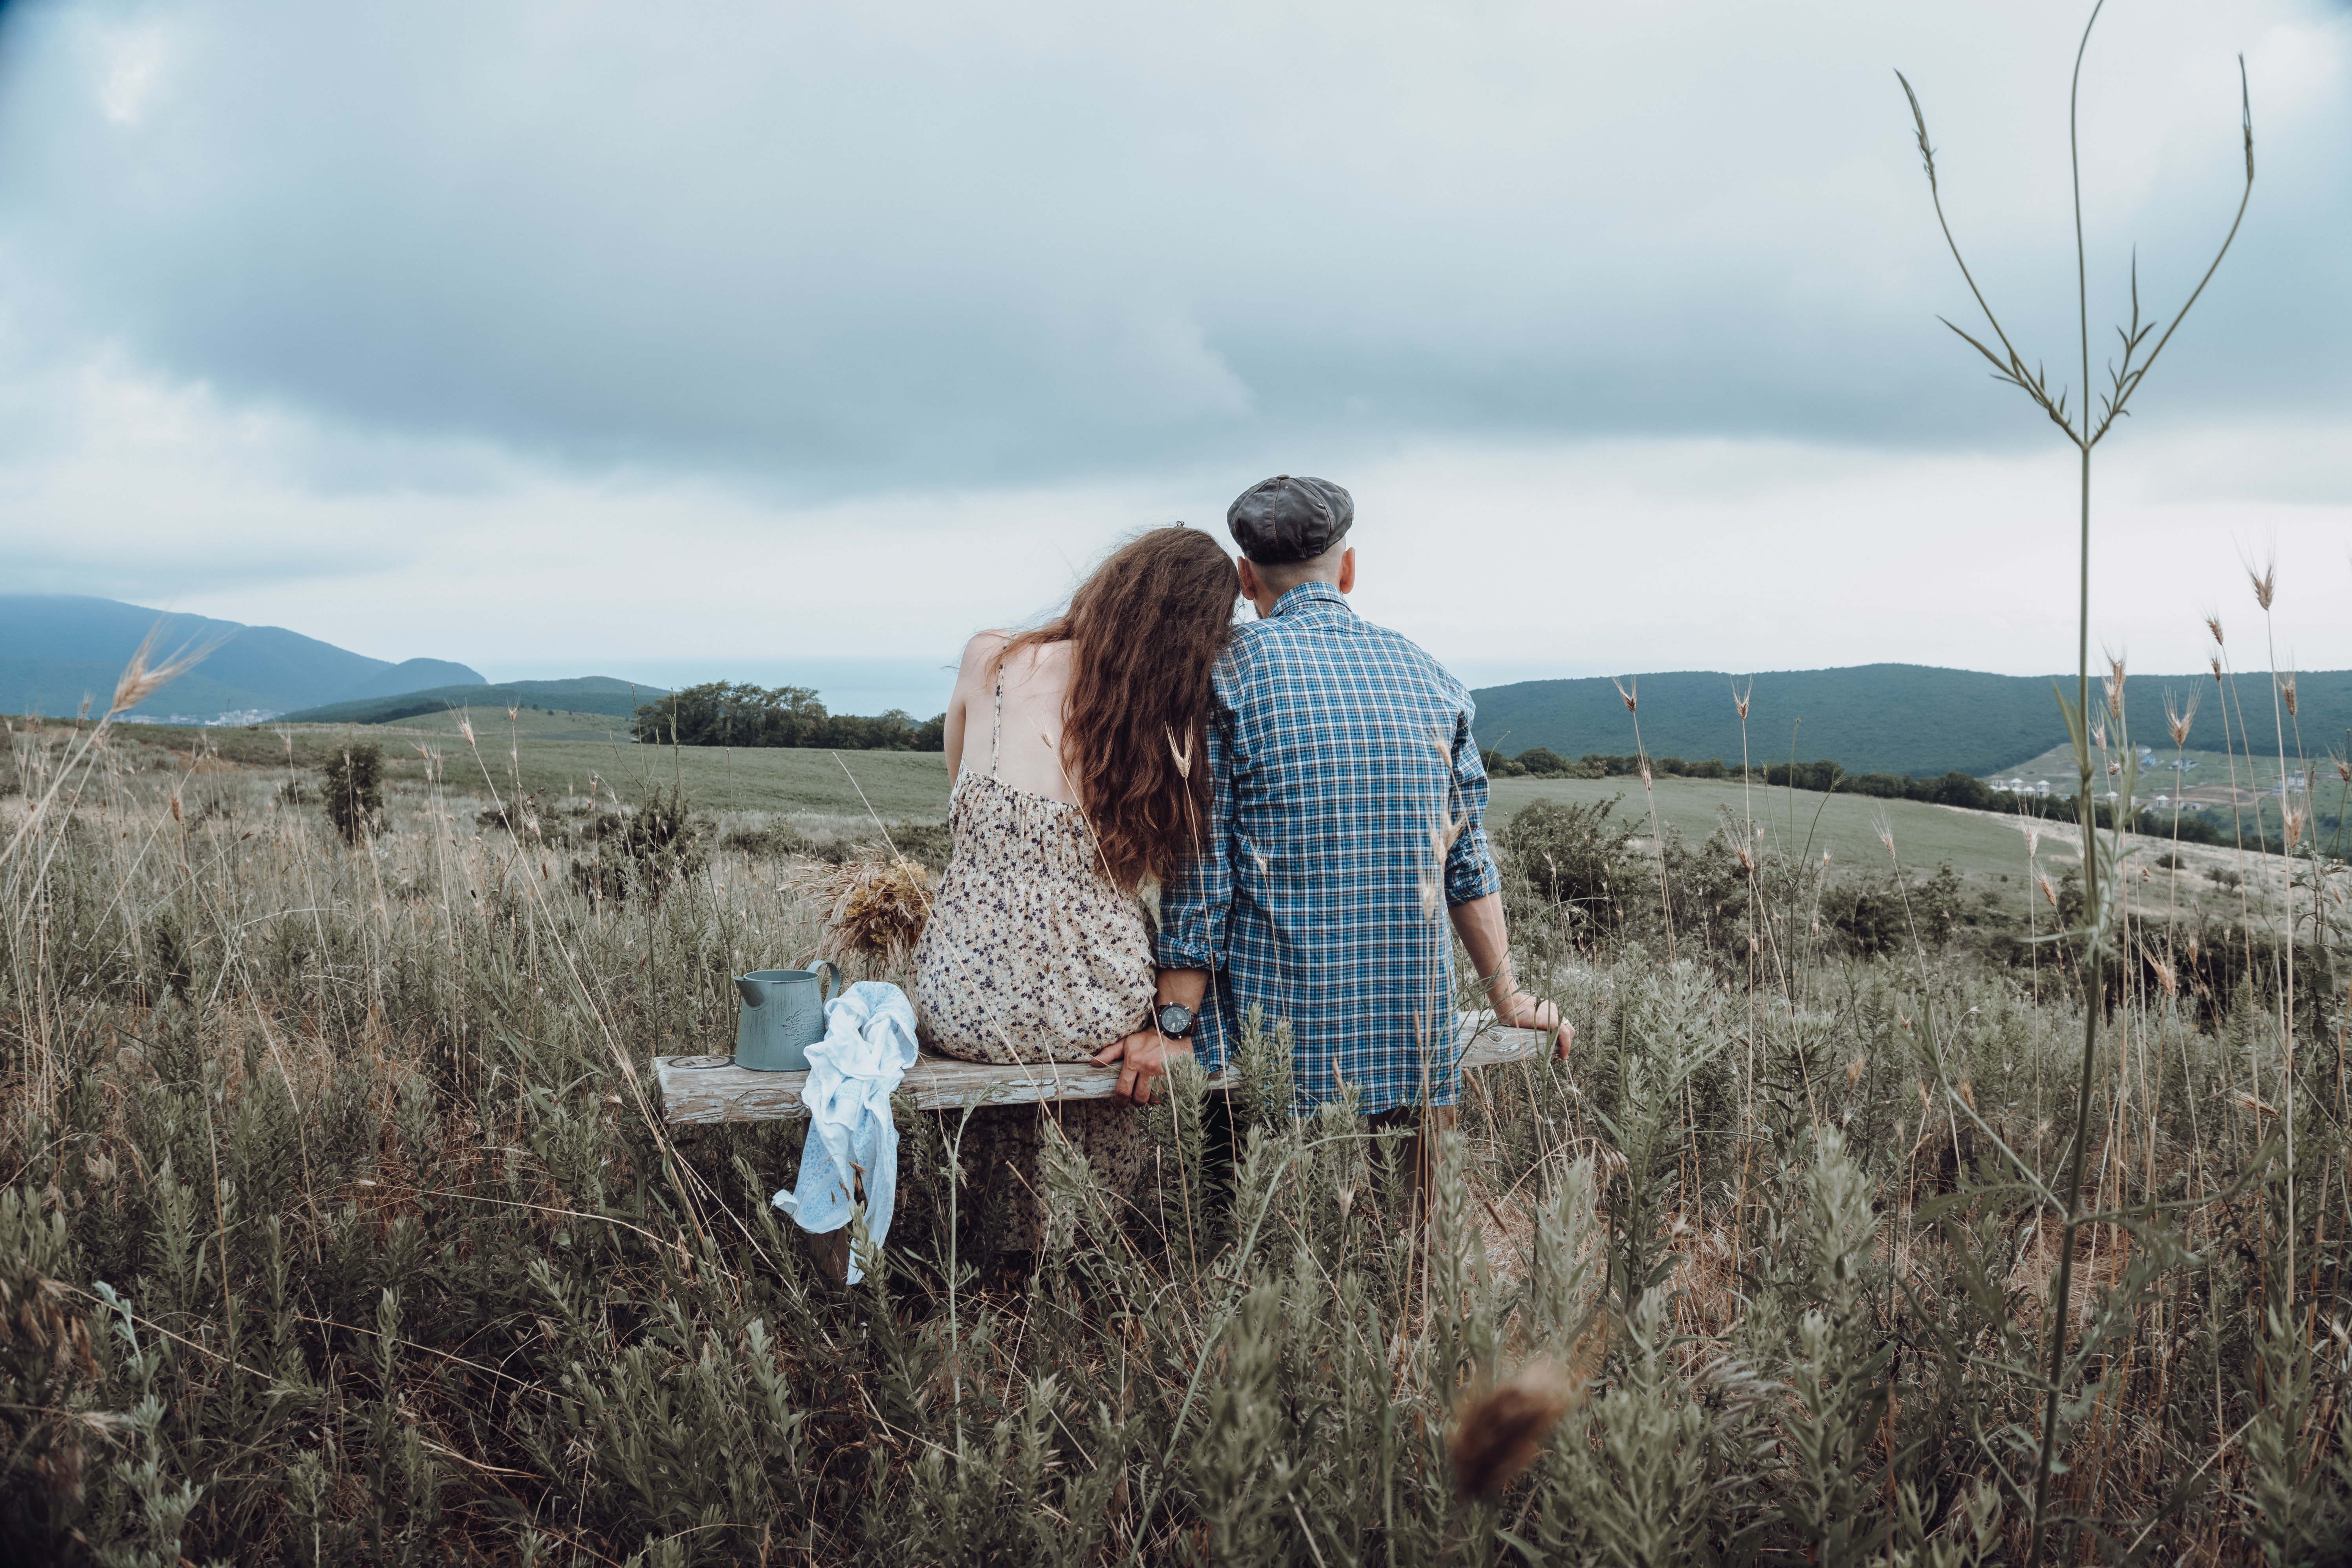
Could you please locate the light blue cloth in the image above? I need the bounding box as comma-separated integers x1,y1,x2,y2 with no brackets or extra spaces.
771,980,919,1284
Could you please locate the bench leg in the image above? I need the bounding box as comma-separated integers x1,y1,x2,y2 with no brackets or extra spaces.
1368,1103,1460,1227
805,1225,852,1290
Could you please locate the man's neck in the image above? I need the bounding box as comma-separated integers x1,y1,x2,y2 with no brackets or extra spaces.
1251,578,1343,619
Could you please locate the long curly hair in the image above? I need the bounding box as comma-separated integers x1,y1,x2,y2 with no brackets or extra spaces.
1000,526,1238,890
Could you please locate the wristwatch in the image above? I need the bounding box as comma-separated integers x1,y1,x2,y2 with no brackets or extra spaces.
1155,1002,1198,1039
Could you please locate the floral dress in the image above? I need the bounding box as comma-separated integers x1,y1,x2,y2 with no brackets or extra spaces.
906,666,1154,1254
912,667,1156,1060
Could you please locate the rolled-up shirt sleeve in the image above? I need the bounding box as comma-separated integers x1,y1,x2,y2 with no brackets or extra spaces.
1444,705,1502,906
1155,704,1234,971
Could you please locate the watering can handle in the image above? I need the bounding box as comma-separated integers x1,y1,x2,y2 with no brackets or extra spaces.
813,961,841,1008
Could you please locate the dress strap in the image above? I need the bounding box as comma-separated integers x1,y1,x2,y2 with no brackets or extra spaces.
990,661,1005,777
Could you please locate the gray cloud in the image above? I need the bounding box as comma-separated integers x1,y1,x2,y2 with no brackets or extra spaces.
2,0,2341,499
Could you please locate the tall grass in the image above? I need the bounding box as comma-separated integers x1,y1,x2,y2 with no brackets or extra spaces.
2,665,2347,1563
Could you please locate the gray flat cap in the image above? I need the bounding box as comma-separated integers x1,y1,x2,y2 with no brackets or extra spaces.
1226,475,1353,564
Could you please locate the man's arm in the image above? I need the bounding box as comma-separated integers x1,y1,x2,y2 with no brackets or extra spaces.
1442,707,1502,907
1448,893,1572,1060
1443,707,1571,1060
1094,700,1235,1105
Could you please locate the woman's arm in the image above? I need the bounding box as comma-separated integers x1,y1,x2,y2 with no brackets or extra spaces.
941,631,1007,783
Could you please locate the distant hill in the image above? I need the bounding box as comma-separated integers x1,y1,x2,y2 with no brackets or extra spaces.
1468,663,2352,779
280,678,668,725
0,594,485,719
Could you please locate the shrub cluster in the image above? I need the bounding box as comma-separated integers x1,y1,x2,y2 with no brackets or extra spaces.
1493,793,1989,962
321,741,385,842
567,781,712,905
718,817,951,871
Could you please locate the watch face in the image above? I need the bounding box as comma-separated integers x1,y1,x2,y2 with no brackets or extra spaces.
1157,1004,1195,1037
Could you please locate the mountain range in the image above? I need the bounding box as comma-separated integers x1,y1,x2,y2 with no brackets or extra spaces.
0,595,491,720
1467,664,2352,778
11,596,2339,777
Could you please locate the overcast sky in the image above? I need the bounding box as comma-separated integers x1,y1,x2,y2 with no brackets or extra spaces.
2,0,2345,713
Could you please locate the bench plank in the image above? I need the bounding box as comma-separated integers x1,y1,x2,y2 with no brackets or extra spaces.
654,1011,1551,1125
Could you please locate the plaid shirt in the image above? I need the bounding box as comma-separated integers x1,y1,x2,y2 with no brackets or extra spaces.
1155,582,1501,1114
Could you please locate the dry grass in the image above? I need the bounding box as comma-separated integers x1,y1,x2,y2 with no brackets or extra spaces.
791,850,936,967
0,716,2345,1564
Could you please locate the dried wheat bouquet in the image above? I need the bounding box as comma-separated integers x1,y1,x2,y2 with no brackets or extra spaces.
791,850,936,967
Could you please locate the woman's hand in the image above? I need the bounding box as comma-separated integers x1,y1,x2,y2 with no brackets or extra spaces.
1491,991,1575,1062
1092,1028,1191,1105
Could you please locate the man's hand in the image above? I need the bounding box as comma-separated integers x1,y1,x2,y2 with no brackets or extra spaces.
1492,991,1575,1062
1092,1027,1192,1105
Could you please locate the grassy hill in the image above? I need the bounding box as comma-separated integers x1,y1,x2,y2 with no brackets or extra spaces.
496,739,949,819
28,709,2306,928
365,718,950,820
271,704,946,819
277,677,666,725
15,708,951,819
1469,663,2352,778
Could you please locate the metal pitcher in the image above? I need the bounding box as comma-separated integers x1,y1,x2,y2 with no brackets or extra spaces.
733,964,842,1072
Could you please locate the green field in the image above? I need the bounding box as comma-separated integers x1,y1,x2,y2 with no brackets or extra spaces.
18,707,647,760
430,722,2070,867
404,716,2058,868
20,708,2213,874
502,739,952,819
26,709,2301,932
360,705,647,744
355,709,956,820
1488,773,2038,879
10,709,957,821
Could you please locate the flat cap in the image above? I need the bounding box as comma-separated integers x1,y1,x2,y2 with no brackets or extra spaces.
1226,475,1353,564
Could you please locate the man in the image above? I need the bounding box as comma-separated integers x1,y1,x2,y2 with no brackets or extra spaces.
1093,475,1569,1192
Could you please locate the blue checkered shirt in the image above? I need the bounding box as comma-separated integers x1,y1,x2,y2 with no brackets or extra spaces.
1155,582,1502,1114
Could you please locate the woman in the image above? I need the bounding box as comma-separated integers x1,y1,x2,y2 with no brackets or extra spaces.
908,525,1238,1257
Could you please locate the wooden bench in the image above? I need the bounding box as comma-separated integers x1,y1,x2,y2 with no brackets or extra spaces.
654,1011,1551,1124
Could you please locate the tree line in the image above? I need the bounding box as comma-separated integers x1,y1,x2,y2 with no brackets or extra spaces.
631,682,946,751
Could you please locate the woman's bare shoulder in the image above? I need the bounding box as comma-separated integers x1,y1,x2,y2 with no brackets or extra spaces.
954,630,1012,683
